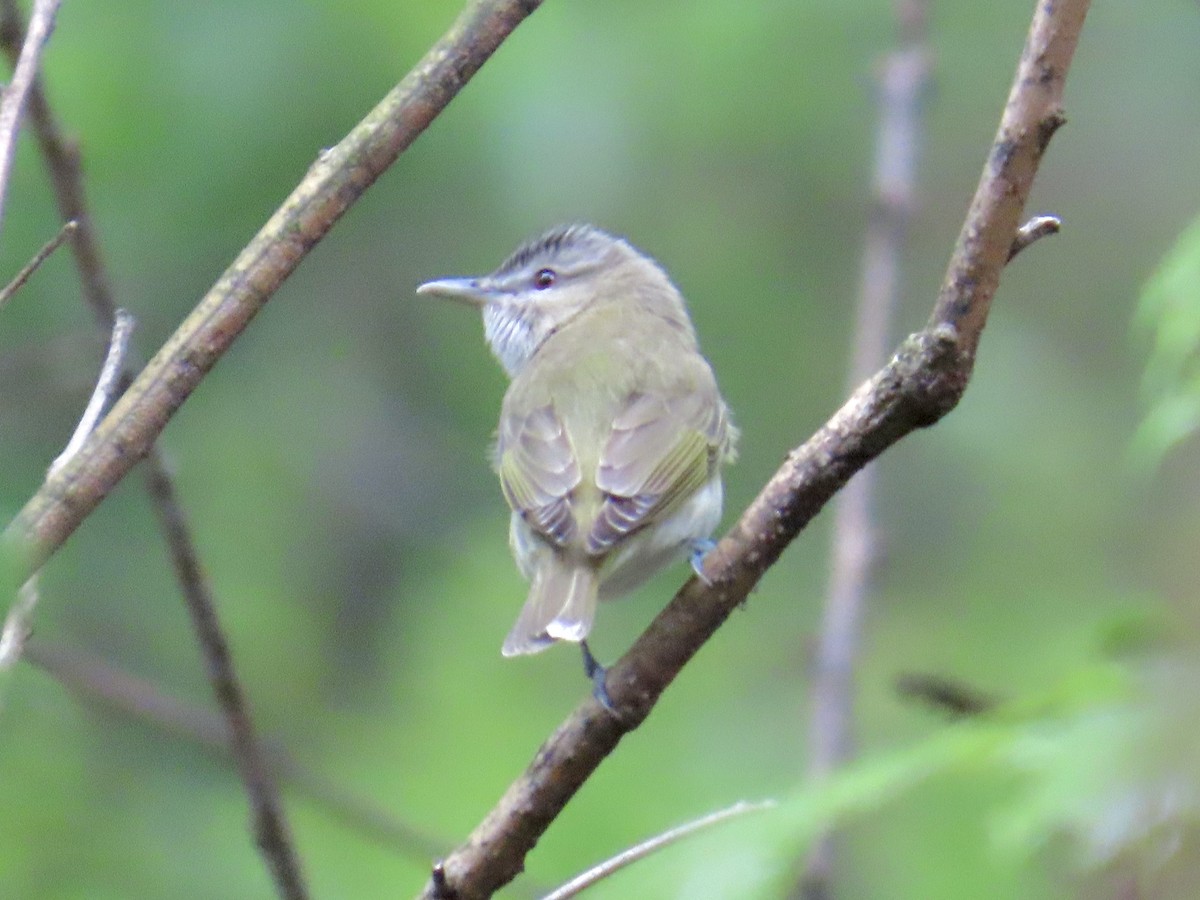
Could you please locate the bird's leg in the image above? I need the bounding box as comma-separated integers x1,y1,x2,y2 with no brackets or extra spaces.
580,640,615,711
690,538,717,585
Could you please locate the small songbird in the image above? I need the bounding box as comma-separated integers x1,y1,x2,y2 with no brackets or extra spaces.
418,224,736,661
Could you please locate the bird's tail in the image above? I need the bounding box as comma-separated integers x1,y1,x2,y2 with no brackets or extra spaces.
502,557,598,657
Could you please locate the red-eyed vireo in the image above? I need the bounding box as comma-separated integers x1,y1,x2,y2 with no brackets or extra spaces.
418,224,737,662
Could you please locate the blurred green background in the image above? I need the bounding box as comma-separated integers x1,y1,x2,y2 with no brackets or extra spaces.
2,1,1199,897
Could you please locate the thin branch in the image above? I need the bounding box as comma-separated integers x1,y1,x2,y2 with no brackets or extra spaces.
542,800,776,900
142,457,309,899
0,218,75,309
1008,214,1062,262
802,5,931,895
0,0,60,240
25,638,450,863
4,0,546,576
49,308,134,475
418,2,1090,896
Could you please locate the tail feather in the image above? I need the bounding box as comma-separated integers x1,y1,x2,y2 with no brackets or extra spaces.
502,559,598,657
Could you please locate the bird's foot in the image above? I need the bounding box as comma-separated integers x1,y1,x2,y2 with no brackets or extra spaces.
690,538,718,585
580,640,615,712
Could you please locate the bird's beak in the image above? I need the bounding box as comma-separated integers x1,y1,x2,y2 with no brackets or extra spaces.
415,277,491,308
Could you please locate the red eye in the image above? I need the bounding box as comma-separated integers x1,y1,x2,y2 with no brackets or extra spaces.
534,268,556,289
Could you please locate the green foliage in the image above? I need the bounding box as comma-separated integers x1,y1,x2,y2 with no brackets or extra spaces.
1132,213,1200,470
617,644,1198,900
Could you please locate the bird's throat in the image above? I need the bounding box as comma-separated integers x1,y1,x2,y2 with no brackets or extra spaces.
483,303,541,378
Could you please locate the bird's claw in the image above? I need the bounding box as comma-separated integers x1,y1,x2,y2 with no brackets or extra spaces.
690,538,718,585
580,640,615,712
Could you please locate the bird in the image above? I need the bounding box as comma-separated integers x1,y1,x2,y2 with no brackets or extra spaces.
418,224,736,669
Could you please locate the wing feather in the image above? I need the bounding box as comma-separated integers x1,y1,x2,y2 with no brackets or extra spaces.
496,404,580,547
590,385,728,555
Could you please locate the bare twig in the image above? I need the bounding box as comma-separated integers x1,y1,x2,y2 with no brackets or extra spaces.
542,800,776,900
1,311,133,676
25,639,450,863
0,0,60,239
418,2,1090,896
4,0,546,575
0,1,115,331
802,4,931,896
49,308,134,475
1008,214,1062,262
0,218,75,309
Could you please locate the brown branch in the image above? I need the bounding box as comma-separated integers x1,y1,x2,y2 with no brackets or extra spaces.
927,6,1079,351
2,0,546,576
802,4,931,895
25,639,449,863
142,458,309,898
418,2,1090,897
0,0,60,239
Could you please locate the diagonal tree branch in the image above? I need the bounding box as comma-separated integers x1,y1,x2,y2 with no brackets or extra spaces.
2,0,545,575
418,1,1089,897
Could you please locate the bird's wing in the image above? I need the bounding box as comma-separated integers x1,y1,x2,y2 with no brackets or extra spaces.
496,403,581,547
589,385,729,555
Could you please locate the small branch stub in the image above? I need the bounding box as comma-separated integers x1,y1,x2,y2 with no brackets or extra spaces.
1007,214,1062,262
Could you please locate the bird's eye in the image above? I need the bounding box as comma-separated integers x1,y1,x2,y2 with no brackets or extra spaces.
533,268,557,289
